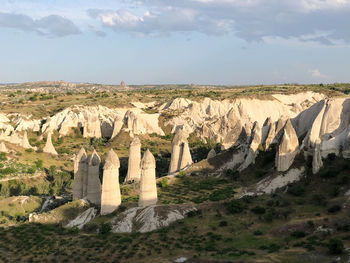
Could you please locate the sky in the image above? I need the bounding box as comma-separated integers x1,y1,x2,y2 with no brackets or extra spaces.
0,0,349,85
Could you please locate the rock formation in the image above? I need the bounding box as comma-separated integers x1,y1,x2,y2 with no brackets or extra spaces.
101,149,121,215
73,148,88,199
169,129,193,174
0,141,8,153
111,115,124,139
43,132,58,155
86,150,102,205
83,114,101,138
139,149,157,207
20,131,36,150
207,149,216,159
111,204,196,233
275,119,299,172
238,122,262,171
125,136,142,182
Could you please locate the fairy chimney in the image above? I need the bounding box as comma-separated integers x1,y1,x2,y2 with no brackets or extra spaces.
101,149,121,215
139,149,157,207
125,136,142,182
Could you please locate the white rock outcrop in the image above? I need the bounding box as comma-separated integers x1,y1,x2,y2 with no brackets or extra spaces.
101,149,121,215
0,141,8,153
139,149,157,207
111,204,196,233
240,167,305,197
65,208,97,229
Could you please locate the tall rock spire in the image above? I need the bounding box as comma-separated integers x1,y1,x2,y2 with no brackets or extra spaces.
101,149,121,215
139,149,157,207
275,119,299,172
125,136,142,182
43,132,58,155
169,129,192,174
73,147,87,199
86,149,102,204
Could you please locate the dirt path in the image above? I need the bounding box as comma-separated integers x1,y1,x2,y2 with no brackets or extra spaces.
0,172,45,182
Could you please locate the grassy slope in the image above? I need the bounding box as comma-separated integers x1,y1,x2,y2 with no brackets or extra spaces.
0,157,349,263
0,85,350,262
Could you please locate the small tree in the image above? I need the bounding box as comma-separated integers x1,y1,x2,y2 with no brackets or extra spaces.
328,239,344,254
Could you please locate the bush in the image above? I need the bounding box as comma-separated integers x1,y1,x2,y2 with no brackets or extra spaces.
327,205,341,213
253,230,263,236
287,184,305,196
224,199,246,214
25,148,34,153
264,211,274,223
99,222,112,235
291,231,306,238
0,153,7,161
158,178,169,188
328,239,344,254
219,221,228,227
311,194,327,206
209,187,235,201
251,206,266,215
35,160,43,169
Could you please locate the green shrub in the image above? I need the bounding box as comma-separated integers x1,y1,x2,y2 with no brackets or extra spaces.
209,187,235,201
327,205,341,213
158,178,169,188
251,206,266,215
287,184,305,196
0,153,7,161
264,211,274,222
253,230,263,236
25,148,34,153
328,239,344,254
99,222,112,235
311,194,327,206
35,160,43,169
224,199,245,214
291,231,306,238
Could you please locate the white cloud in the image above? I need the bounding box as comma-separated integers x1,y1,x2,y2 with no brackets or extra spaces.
310,69,327,79
88,0,350,44
0,12,81,37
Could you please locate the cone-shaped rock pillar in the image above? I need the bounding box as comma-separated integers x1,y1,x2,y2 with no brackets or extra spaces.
0,142,8,153
101,149,121,215
179,142,192,169
125,136,141,182
43,132,58,155
139,149,157,207
21,131,34,149
73,148,88,199
207,149,216,159
86,150,102,205
275,119,299,172
169,129,192,174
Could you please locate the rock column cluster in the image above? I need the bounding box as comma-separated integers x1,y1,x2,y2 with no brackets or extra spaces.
73,148,102,205
73,146,159,214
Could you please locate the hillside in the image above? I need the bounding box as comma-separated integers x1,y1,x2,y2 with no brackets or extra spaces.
0,84,349,262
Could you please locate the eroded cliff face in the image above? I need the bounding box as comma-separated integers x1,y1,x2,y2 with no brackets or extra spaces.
1,92,350,177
